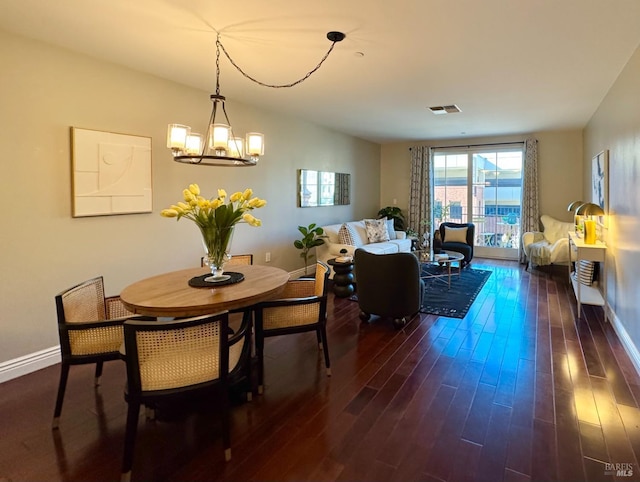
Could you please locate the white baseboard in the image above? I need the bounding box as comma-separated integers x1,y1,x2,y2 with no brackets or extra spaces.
608,305,640,377
290,266,314,279
0,346,61,384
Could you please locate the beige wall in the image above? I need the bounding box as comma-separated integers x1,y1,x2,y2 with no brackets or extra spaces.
0,30,380,364
584,44,640,356
380,130,584,229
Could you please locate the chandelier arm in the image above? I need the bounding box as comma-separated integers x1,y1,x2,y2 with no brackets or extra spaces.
199,97,219,157
220,101,232,127
216,37,340,89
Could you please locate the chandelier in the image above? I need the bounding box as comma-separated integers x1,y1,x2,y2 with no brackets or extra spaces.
167,31,346,167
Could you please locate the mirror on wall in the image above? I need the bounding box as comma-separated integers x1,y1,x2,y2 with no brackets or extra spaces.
298,169,350,207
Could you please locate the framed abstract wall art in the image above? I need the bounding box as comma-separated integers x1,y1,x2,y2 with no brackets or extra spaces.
71,127,152,217
591,150,608,213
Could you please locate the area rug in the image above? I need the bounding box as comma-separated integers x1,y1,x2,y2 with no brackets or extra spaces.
420,265,491,318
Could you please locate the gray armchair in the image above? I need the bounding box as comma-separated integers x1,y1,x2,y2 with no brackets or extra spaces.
354,249,424,329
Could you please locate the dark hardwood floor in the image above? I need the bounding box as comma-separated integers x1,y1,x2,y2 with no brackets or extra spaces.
2,258,640,481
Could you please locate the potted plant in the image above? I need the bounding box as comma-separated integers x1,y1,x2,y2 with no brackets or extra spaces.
377,206,406,231
294,223,325,274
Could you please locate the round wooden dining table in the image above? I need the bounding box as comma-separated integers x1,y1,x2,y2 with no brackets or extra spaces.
120,265,290,317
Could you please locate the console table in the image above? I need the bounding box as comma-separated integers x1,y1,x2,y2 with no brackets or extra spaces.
568,231,607,321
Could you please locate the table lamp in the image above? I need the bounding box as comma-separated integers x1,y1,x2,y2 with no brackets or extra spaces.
575,202,605,244
567,200,585,235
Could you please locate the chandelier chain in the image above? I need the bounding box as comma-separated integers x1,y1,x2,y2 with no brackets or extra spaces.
215,41,221,95
216,34,340,89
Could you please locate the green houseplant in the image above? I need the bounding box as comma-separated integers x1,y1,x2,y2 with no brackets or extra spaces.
294,223,325,274
377,206,406,231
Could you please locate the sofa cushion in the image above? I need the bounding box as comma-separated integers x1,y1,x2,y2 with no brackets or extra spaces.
359,242,399,255
348,221,369,247
385,219,397,240
322,223,344,245
338,223,357,246
365,219,390,243
388,238,412,251
442,226,468,244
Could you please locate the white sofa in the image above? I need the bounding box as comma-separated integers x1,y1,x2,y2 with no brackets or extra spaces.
522,214,575,269
317,220,412,271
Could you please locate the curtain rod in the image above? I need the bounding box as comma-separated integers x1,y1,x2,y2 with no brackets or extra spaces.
409,140,525,151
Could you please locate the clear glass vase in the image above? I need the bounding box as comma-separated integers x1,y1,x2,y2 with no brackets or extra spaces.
199,224,235,282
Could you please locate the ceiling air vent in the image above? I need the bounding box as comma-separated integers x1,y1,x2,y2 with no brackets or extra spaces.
429,104,462,115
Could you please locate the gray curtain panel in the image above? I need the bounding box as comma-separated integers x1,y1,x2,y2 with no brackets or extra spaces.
520,138,540,263
408,146,432,244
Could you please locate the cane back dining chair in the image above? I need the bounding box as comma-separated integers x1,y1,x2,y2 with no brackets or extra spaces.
53,276,134,429
120,312,232,482
253,261,331,394
200,253,254,269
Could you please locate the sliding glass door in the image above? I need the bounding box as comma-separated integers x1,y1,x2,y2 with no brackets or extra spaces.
433,145,524,260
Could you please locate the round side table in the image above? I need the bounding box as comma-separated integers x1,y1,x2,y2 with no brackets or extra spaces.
327,258,355,298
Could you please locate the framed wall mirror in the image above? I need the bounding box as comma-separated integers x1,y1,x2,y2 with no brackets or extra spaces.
298,169,350,207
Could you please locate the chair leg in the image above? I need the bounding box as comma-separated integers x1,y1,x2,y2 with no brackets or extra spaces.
255,330,265,395
316,329,323,350
319,326,331,377
245,313,254,400
94,361,104,386
52,363,70,429
121,401,141,482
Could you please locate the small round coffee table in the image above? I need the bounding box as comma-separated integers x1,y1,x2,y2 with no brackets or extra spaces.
327,258,355,298
413,249,465,288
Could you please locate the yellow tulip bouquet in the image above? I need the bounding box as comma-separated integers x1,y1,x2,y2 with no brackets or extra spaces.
161,183,266,279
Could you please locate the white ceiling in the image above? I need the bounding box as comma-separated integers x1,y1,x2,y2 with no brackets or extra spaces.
2,0,640,144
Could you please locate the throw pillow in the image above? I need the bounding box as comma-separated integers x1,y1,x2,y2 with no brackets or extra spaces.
338,223,357,246
443,226,468,244
364,218,390,243
577,260,597,286
385,218,397,240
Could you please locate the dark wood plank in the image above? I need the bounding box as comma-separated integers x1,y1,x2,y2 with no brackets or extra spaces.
531,418,558,481
475,403,512,482
555,386,586,481
579,421,609,463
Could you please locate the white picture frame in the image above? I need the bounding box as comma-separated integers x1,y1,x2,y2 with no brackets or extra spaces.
71,127,152,217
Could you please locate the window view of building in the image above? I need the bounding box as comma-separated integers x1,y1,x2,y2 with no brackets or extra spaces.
433,148,523,258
